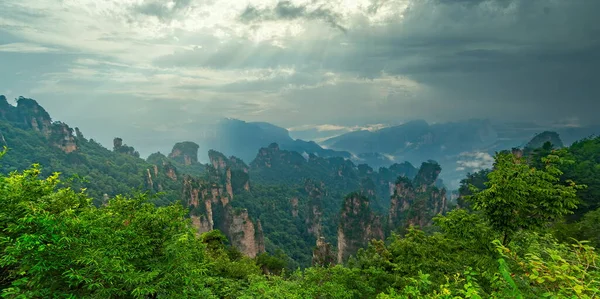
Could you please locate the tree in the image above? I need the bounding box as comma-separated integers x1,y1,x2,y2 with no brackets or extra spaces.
0,161,213,298
466,152,583,245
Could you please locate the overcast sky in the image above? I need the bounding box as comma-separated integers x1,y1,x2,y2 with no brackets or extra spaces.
1,0,599,153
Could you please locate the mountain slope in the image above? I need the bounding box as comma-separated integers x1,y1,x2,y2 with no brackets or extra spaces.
197,118,351,163
0,96,181,205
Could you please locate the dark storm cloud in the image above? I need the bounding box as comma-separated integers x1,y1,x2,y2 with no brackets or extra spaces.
3,0,600,141
239,1,347,32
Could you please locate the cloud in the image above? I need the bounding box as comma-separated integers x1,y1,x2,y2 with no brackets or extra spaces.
456,151,495,172
239,1,347,32
0,43,59,53
1,0,599,154
133,0,195,21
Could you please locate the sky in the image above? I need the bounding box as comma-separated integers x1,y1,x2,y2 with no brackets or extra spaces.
1,0,599,154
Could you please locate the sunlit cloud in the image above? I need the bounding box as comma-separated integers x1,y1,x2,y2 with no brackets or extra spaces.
0,0,598,153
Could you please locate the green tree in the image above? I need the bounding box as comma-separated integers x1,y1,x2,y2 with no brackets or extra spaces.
0,161,213,298
466,152,583,245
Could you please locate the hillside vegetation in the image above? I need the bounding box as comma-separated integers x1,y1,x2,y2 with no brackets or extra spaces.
1,96,600,298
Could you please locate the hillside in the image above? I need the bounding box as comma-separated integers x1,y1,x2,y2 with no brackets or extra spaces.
4,126,600,297
0,95,445,268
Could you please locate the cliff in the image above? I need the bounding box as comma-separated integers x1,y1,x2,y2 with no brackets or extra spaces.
304,179,326,238
312,237,336,266
169,141,200,166
208,149,250,195
0,96,80,153
337,192,384,263
388,161,447,230
183,174,263,258
13,97,52,135
225,209,265,258
49,122,78,153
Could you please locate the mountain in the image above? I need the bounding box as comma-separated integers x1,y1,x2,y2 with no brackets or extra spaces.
321,119,600,189
0,95,448,267
195,118,351,163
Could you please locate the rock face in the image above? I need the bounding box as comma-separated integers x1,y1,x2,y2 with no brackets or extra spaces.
312,237,336,266
250,142,420,211
49,122,78,153
0,96,79,153
169,141,200,165
304,179,326,238
14,97,52,135
208,150,251,195
337,192,384,263
183,173,264,258
388,161,447,230
142,146,262,258
226,209,265,258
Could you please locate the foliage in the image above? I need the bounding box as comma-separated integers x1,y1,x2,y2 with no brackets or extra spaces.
466,152,583,245
2,148,600,298
0,163,212,298
0,121,180,206
559,137,600,219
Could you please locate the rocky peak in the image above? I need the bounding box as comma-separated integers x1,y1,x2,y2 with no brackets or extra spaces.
251,143,306,170
312,237,336,267
184,173,263,258
388,163,447,230
49,122,78,153
208,150,250,195
0,96,79,153
9,97,53,135
144,153,179,191
169,141,199,165
337,192,384,263
113,137,140,158
225,209,265,258
74,127,85,140
304,179,326,237
413,161,442,189
208,150,249,173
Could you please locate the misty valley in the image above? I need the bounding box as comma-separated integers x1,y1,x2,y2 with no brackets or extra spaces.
1,96,600,298
1,0,600,297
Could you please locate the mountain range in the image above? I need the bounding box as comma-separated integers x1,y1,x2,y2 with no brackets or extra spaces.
186,118,599,189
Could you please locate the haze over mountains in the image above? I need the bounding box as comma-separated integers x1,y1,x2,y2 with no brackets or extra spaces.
3,93,596,190
161,116,600,189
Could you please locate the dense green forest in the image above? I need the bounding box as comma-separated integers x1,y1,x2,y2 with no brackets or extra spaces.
2,96,600,297
3,137,600,298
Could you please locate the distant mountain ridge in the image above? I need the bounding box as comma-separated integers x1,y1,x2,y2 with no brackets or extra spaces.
194,118,351,163
320,119,600,188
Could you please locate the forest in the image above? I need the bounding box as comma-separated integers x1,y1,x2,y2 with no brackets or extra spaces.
2,138,600,298
1,97,600,298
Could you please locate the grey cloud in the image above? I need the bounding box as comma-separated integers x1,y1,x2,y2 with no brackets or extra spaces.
133,0,195,21
239,1,347,33
3,0,600,150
